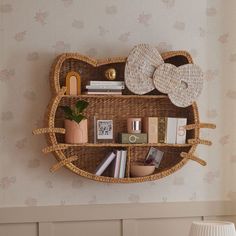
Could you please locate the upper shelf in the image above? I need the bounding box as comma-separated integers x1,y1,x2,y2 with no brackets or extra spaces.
62,94,168,99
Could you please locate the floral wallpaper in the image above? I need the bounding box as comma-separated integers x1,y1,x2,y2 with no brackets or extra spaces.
0,0,235,207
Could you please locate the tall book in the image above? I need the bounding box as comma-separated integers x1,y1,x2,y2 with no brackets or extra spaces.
119,150,127,178
157,117,167,143
95,152,116,176
176,118,187,144
112,150,121,178
143,117,158,143
166,118,177,144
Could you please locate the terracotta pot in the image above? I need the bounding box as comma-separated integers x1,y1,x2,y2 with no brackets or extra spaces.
65,119,88,144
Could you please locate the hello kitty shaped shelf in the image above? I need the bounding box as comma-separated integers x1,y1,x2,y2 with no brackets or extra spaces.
33,45,215,183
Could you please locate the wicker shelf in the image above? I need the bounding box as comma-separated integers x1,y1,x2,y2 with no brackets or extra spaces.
39,50,202,183
61,143,192,147
63,94,168,99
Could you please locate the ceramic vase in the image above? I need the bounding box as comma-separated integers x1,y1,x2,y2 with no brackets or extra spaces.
65,119,88,143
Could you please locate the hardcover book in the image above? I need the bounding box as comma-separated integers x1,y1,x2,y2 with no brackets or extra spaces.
119,150,127,178
95,152,116,176
176,118,187,144
143,117,158,143
112,150,121,178
166,118,177,144
90,81,124,86
157,117,167,143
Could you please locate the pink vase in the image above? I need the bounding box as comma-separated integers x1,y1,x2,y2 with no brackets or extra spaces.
65,119,88,143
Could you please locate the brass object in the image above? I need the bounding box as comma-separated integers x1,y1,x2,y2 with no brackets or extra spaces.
105,68,116,80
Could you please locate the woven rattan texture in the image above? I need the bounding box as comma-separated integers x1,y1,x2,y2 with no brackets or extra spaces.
44,51,200,183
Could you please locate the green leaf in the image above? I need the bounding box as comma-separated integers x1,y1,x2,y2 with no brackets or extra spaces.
75,100,89,113
73,114,86,124
60,106,73,119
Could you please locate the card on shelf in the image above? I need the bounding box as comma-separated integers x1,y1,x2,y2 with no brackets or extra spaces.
145,147,164,168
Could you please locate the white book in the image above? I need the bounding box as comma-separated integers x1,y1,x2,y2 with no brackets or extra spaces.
95,152,116,176
176,118,187,144
85,91,122,95
166,118,177,144
119,150,127,178
113,150,121,178
90,81,124,86
86,85,124,90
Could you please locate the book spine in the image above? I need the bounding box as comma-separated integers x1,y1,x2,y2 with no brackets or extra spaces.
86,85,124,90
113,150,121,178
176,118,187,144
157,117,167,143
85,91,122,95
90,81,124,86
95,152,116,176
143,117,158,143
166,118,177,144
119,150,127,178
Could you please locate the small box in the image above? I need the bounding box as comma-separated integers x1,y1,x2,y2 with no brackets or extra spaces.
119,133,148,144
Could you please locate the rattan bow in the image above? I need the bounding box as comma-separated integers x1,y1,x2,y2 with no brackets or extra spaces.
125,44,203,107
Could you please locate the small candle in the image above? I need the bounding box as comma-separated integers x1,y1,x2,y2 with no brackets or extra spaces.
127,118,142,134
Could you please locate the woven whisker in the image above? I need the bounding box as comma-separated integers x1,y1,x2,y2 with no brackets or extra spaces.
33,127,65,135
50,156,78,172
188,139,212,146
42,144,68,154
180,152,206,166
184,123,216,130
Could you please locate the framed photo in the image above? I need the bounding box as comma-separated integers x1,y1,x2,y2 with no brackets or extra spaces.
96,120,113,140
144,147,164,168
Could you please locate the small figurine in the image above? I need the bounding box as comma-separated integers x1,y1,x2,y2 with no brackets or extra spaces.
105,68,116,80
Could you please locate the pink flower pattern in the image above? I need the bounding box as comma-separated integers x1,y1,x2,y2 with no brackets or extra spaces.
34,10,48,25
0,176,16,189
137,13,152,26
14,31,26,41
0,69,15,82
52,41,71,53
119,32,130,42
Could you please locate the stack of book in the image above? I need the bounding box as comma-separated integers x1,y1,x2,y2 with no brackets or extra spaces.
95,149,127,178
85,81,125,95
143,117,187,144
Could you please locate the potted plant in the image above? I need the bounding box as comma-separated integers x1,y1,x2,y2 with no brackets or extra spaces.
61,100,89,144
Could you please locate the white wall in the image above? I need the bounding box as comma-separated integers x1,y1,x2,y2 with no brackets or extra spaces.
0,0,234,207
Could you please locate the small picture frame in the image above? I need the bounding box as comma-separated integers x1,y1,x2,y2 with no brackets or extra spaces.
96,120,113,140
144,147,164,168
